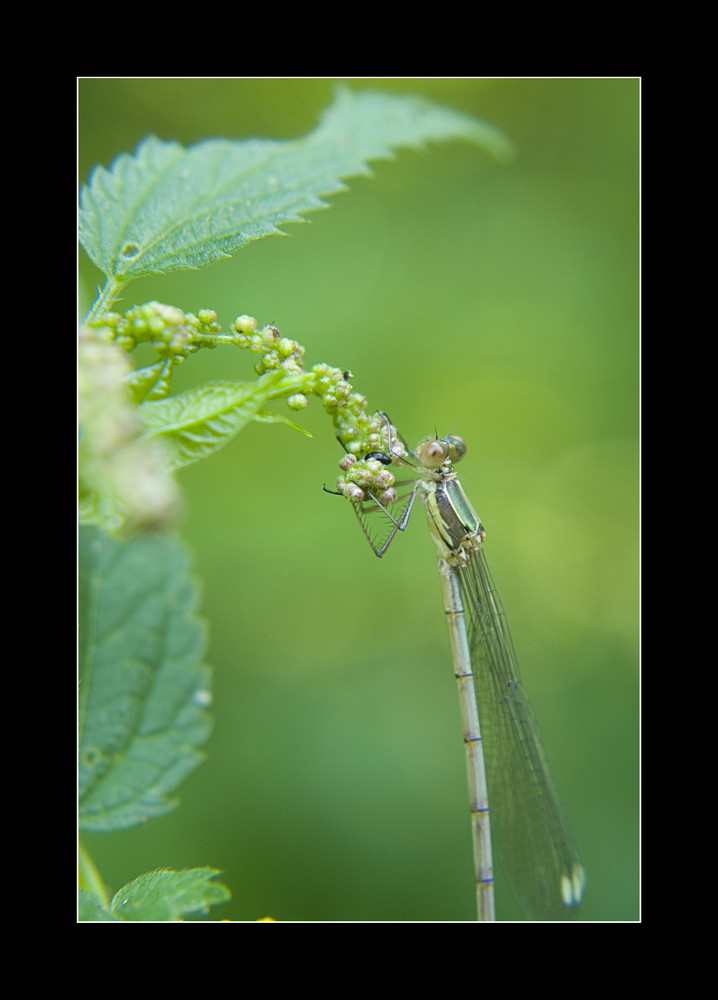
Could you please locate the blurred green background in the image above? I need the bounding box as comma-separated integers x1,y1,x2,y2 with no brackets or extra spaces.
79,78,639,922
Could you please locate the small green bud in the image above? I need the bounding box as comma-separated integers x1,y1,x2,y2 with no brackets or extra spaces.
159,304,185,325
261,325,281,346
334,381,352,402
277,337,295,357
168,330,191,355
378,487,398,506
287,394,308,410
343,482,365,502
373,467,395,489
348,393,367,410
233,314,258,334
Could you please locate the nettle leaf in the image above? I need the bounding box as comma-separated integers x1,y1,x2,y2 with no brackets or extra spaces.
109,868,231,921
79,527,212,832
138,375,304,471
79,87,514,282
78,888,122,921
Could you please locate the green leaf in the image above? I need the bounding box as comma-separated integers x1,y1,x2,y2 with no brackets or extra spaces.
253,409,313,436
78,888,122,921
109,868,231,921
79,87,514,282
79,527,212,832
138,377,283,471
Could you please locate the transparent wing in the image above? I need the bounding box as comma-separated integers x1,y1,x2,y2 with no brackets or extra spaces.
352,480,419,557
460,548,585,920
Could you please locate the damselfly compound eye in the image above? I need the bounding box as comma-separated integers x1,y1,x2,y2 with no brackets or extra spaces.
447,436,467,464
417,439,448,469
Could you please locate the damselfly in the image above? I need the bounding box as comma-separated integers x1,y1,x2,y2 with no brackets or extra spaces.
327,413,585,921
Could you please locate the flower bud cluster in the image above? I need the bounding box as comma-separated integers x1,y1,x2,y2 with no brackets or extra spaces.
230,315,306,376
86,301,221,362
84,302,396,514
230,317,374,434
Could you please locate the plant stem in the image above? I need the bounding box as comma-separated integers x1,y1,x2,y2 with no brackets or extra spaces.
78,840,111,909
86,278,126,324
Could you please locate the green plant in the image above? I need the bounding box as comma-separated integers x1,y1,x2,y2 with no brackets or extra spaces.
78,87,511,921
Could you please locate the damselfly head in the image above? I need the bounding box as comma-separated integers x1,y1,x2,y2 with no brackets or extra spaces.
417,435,467,470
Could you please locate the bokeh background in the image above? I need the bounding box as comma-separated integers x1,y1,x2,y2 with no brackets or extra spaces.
79,78,639,922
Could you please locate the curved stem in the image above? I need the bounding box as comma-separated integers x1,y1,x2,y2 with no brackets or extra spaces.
78,839,111,909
